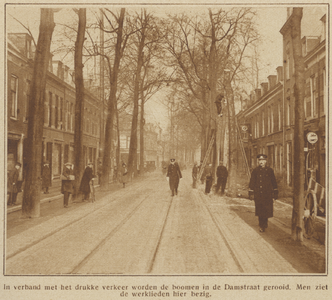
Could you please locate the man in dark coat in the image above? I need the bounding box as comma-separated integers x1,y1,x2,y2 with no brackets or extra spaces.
7,162,21,206
166,158,182,196
61,162,74,208
204,163,213,194
42,160,52,194
79,162,95,201
249,154,278,232
215,161,228,195
192,162,198,188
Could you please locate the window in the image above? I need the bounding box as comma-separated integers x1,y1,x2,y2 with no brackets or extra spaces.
59,98,63,129
262,111,265,136
70,103,74,131
308,75,315,118
48,92,53,127
25,80,31,121
10,75,18,118
286,98,290,126
278,101,281,131
267,106,271,134
55,95,59,129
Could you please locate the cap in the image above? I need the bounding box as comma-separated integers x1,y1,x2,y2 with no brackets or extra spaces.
257,154,267,160
88,162,93,166
65,162,72,166
170,158,175,162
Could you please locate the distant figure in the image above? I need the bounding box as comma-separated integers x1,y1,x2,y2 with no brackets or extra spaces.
7,162,21,206
79,162,96,201
42,160,52,194
97,159,103,184
204,163,213,194
166,158,182,196
199,160,204,184
61,162,74,208
121,163,128,188
192,162,198,188
249,154,278,233
215,162,228,195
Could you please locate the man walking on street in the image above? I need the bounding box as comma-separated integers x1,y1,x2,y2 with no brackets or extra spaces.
166,158,182,196
215,161,228,195
249,154,278,232
192,162,198,188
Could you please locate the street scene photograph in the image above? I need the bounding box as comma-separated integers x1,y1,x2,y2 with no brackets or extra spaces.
4,3,327,279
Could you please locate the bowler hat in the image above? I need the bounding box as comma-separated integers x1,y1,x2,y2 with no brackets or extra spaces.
257,154,267,160
170,158,175,162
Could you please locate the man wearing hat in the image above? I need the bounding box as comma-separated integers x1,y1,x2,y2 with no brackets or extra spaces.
215,161,228,195
42,160,52,194
61,162,74,208
79,162,96,201
7,162,21,206
166,158,182,196
249,154,278,232
192,162,198,188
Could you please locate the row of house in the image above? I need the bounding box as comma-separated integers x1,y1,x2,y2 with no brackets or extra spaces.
237,8,326,190
7,32,159,187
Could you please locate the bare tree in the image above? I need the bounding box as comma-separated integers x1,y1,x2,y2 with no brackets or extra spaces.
22,9,55,218
73,8,86,198
291,7,305,242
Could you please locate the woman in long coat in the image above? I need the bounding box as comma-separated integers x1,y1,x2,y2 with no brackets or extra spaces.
249,154,278,232
79,162,95,200
166,158,182,196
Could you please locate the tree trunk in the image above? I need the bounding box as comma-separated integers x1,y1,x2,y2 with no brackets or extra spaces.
139,85,145,175
226,79,238,197
291,8,305,242
101,8,125,188
73,8,86,199
127,17,146,177
22,9,55,218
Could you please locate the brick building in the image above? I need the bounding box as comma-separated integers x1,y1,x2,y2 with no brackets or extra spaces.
7,33,102,189
237,8,326,191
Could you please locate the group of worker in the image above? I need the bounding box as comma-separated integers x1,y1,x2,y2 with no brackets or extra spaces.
165,153,278,233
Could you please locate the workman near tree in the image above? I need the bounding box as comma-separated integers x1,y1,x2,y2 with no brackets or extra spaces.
249,154,278,232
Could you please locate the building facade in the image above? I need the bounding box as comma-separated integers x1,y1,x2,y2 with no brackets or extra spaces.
7,33,102,188
237,8,326,191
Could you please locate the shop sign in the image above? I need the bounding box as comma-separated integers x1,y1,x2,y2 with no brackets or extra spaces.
307,132,318,144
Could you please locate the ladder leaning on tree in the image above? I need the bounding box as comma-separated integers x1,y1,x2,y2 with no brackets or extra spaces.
197,135,215,181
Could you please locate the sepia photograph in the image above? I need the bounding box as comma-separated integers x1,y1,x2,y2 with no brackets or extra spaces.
1,1,330,299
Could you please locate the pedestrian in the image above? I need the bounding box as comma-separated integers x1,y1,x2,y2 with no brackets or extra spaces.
249,154,278,232
79,162,96,201
121,163,128,188
215,161,228,195
97,159,103,184
7,162,21,206
198,160,204,184
166,158,182,196
204,163,213,194
41,160,52,194
192,162,198,188
61,162,74,208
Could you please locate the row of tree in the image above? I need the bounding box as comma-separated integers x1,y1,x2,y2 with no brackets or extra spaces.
20,7,305,241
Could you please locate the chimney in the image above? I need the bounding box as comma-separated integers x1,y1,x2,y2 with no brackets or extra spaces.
260,82,268,96
276,66,283,82
268,75,277,90
255,89,261,101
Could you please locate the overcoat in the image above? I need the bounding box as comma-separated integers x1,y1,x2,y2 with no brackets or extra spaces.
121,166,128,183
249,166,278,218
61,166,74,194
79,166,94,193
42,165,52,188
7,168,19,193
167,162,182,189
